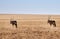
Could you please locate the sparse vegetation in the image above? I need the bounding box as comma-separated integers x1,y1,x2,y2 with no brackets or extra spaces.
0,14,60,39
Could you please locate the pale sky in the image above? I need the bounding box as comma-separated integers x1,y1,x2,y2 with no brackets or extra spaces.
0,0,60,14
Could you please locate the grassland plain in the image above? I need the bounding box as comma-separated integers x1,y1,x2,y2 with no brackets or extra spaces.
0,14,60,39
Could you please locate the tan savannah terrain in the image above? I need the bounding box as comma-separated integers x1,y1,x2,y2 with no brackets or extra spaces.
0,14,60,39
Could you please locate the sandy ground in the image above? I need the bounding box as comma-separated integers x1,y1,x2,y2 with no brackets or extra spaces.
0,14,60,39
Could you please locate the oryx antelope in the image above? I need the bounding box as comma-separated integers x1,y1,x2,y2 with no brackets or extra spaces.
48,16,56,27
10,19,17,28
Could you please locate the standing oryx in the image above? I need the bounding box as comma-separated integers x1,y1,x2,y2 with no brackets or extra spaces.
10,18,17,28
47,16,56,27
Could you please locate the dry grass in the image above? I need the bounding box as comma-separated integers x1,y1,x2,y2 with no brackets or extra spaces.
0,14,60,39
